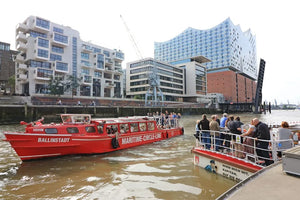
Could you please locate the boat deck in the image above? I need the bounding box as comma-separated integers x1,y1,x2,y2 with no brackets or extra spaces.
218,161,299,200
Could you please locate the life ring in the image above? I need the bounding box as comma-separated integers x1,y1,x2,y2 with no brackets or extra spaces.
111,137,120,149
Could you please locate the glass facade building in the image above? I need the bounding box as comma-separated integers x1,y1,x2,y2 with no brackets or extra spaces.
154,18,257,80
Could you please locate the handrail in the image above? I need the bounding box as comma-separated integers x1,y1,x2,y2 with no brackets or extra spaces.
194,129,295,166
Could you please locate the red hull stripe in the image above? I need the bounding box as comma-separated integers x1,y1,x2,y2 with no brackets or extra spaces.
192,148,262,172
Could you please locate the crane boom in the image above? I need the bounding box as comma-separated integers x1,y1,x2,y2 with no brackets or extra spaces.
120,15,143,59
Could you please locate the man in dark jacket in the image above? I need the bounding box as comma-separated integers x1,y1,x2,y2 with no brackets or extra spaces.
199,114,210,149
253,118,273,166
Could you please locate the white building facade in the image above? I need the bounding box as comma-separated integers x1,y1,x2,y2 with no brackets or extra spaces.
15,16,124,98
126,58,184,101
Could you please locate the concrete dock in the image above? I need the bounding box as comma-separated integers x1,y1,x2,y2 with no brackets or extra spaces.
217,161,299,200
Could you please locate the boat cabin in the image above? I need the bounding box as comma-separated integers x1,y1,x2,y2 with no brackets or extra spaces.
24,114,158,136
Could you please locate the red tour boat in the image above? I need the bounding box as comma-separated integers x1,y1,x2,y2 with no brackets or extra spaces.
3,114,184,161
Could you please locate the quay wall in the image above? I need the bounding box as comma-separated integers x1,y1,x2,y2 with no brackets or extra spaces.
0,105,217,124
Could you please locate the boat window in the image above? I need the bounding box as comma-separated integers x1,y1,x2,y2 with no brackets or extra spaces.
45,128,58,134
130,123,139,132
139,123,146,131
67,127,79,134
120,124,129,134
85,126,96,133
106,124,118,134
148,122,155,131
97,125,104,134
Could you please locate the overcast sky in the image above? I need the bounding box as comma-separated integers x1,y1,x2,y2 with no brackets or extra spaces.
1,0,299,104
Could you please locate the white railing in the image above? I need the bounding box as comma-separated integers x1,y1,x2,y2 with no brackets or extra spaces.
194,129,295,166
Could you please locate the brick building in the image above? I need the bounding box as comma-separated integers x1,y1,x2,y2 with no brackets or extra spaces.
207,70,256,103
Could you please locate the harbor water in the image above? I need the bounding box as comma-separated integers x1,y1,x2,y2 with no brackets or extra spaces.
0,110,299,199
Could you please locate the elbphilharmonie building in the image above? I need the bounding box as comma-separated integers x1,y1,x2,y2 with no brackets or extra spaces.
154,18,257,103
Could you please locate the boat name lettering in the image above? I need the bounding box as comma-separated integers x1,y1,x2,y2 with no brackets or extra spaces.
122,133,161,145
37,137,70,143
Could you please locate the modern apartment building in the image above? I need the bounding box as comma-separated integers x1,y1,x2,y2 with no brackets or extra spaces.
126,58,184,101
154,18,257,103
0,42,18,94
15,16,124,98
171,56,209,97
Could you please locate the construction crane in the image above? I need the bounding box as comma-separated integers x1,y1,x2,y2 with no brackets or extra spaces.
120,15,163,107
120,15,143,59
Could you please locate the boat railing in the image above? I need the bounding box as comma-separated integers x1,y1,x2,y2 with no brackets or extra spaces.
194,129,295,166
152,116,180,129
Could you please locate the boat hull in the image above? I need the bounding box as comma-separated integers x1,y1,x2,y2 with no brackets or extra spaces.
192,147,262,182
4,128,183,161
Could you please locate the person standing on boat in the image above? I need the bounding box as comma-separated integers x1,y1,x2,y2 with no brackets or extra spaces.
199,114,210,149
194,120,201,141
209,115,221,151
277,121,293,157
252,118,273,166
219,113,228,150
241,119,256,155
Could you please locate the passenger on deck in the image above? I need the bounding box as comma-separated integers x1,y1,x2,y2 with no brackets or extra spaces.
241,119,256,155
209,115,221,151
278,121,293,140
253,118,273,166
277,121,293,157
199,114,210,149
219,113,228,151
194,120,201,140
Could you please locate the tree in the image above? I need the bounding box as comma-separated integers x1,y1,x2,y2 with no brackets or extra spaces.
64,75,82,98
48,75,64,96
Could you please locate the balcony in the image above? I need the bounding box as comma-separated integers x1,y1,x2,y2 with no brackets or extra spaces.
16,42,27,51
15,54,25,63
17,74,28,80
51,33,69,47
105,58,113,65
82,45,93,53
16,23,28,32
17,63,28,71
16,32,27,42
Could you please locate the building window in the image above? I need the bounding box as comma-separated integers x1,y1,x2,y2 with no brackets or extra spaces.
37,49,49,58
81,52,89,60
37,68,53,78
81,60,91,67
103,50,110,57
30,31,47,38
56,62,68,72
53,27,64,34
38,38,49,48
36,18,50,30
97,54,104,69
94,71,102,78
81,68,89,75
50,53,62,61
30,60,51,69
52,45,64,53
54,33,68,44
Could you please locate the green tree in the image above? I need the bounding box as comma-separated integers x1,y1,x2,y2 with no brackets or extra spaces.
64,75,82,98
48,75,64,96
